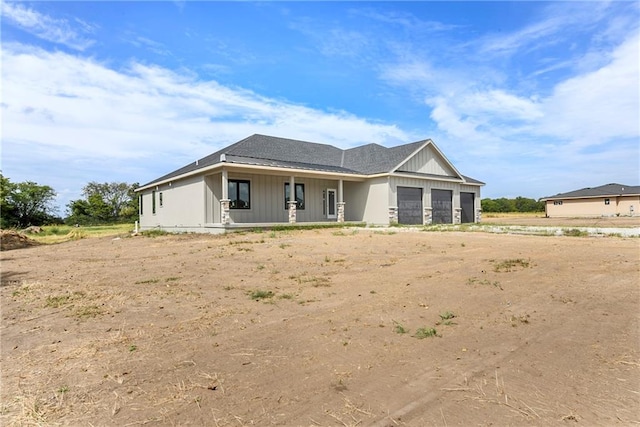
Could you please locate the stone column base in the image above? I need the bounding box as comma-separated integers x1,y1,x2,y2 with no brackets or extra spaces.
454,208,462,224
288,201,297,224
337,202,346,223
388,206,398,225
220,199,231,225
423,207,433,225
476,209,482,223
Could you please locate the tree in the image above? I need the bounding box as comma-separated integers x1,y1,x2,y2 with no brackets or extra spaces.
0,173,58,228
66,181,139,224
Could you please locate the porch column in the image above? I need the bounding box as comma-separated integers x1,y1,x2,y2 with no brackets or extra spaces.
288,176,297,223
220,168,230,225
337,179,345,222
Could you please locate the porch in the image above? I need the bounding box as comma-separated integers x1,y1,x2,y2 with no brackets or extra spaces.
205,167,362,225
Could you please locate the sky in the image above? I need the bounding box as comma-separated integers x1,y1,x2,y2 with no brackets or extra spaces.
1,1,639,214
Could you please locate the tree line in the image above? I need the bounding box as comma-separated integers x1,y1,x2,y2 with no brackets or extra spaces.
481,197,544,213
1,173,139,228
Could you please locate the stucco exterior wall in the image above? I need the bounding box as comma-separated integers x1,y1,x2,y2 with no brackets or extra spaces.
545,195,640,217
617,196,640,216
343,178,388,224
139,175,206,230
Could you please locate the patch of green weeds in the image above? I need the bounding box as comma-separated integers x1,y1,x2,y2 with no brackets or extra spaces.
492,258,531,272
467,277,503,290
135,278,160,284
45,295,71,308
438,311,457,326
563,228,589,237
223,285,234,291
12,286,30,297
373,230,396,235
57,385,69,394
45,291,86,308
73,305,103,318
165,277,180,282
290,274,332,287
142,229,168,237
248,289,275,300
278,293,294,300
439,311,456,320
413,327,438,339
393,321,409,334
129,345,138,352
256,264,265,270
278,243,291,249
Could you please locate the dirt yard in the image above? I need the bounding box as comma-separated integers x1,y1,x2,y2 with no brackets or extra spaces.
1,228,639,426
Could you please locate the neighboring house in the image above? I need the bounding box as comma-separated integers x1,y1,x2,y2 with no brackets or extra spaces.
136,134,484,232
541,183,640,218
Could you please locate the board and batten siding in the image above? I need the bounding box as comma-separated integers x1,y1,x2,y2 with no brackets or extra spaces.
397,145,457,176
210,172,343,223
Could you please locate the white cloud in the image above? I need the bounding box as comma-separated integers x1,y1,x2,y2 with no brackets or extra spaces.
384,27,639,198
0,1,95,50
538,31,640,145
1,43,410,208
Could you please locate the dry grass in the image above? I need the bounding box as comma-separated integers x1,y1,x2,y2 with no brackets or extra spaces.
28,224,134,245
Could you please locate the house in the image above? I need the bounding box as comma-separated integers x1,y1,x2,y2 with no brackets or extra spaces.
541,183,640,218
136,134,484,232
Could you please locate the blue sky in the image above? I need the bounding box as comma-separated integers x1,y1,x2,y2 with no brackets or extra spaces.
1,1,639,213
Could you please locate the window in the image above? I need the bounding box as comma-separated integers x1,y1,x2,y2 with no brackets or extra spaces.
229,180,250,209
159,192,163,208
604,198,610,205
554,200,563,205
284,183,305,210
139,194,143,215
152,190,156,214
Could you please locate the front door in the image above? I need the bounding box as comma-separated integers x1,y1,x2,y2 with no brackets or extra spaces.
327,189,337,219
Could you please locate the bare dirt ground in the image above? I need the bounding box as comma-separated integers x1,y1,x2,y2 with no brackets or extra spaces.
1,227,639,426
482,215,640,228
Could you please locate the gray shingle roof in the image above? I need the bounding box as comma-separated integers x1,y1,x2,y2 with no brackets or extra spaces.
141,134,481,187
542,183,640,200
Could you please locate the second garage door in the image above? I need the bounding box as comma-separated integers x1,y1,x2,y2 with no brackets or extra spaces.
432,189,452,224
